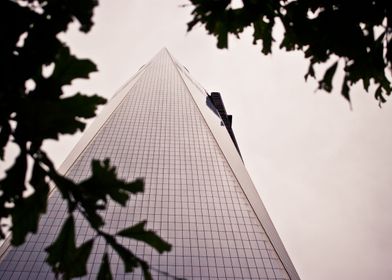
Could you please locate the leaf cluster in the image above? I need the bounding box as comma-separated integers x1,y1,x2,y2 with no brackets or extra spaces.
0,1,171,279
187,0,392,105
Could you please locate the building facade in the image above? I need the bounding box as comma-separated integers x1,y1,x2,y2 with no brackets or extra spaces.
0,49,300,279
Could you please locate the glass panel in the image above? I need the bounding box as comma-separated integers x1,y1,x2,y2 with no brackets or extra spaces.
0,50,290,280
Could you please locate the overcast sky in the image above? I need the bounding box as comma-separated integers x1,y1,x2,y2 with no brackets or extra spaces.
25,1,392,279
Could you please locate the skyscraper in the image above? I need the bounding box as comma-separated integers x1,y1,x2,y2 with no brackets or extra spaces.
0,49,300,279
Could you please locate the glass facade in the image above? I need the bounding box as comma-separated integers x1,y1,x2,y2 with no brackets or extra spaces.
0,49,294,279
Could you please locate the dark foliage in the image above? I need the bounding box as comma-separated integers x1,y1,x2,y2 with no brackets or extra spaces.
187,0,392,105
0,1,171,279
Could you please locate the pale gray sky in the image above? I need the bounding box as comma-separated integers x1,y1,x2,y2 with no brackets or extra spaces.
18,1,392,279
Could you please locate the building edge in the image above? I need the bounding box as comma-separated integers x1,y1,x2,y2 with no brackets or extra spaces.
166,49,301,280
0,54,152,262
0,48,301,280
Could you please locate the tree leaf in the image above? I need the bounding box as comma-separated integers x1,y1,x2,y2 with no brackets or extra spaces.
253,18,273,55
139,260,153,280
80,159,144,208
187,0,392,103
0,151,27,235
11,161,49,246
66,0,99,32
45,216,77,278
15,91,106,145
69,238,94,278
0,121,11,160
304,63,315,81
45,216,94,279
0,151,27,200
341,75,351,103
215,21,228,49
117,221,172,254
97,252,113,280
104,235,139,273
375,85,385,106
318,61,338,92
52,45,97,86
0,151,27,240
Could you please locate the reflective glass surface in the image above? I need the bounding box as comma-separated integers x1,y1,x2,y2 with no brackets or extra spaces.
0,50,290,279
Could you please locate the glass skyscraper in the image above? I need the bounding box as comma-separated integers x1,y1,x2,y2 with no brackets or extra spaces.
0,49,300,279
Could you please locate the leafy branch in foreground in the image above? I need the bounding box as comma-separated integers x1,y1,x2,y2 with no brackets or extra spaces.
187,0,392,105
0,0,171,278
42,157,171,279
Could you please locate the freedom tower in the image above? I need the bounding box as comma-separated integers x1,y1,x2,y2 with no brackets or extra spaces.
0,49,300,279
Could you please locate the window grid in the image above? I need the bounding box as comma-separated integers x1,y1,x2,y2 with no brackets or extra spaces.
0,51,290,280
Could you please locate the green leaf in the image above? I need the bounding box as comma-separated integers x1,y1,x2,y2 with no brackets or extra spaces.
117,221,172,254
97,252,113,280
11,161,49,246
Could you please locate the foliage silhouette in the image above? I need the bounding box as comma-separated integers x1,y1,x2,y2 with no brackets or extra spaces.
0,0,171,279
187,0,392,105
